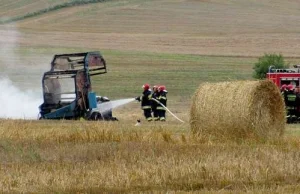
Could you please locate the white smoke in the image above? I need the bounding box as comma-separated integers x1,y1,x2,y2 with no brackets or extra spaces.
0,25,43,119
0,78,42,119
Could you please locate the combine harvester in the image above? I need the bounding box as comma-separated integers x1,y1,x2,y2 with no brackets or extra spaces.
38,51,117,121
267,65,300,123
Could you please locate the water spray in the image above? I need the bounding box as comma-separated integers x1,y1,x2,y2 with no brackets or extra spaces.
97,98,135,115
152,98,185,123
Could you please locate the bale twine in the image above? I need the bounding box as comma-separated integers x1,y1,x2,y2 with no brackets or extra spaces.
190,80,285,140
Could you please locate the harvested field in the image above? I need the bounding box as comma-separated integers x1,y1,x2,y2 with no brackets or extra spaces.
9,0,300,57
1,0,300,193
0,120,299,193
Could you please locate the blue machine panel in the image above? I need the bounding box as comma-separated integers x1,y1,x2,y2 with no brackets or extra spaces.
44,101,76,119
88,92,97,109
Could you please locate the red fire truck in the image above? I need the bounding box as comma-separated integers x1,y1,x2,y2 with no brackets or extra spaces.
266,65,300,122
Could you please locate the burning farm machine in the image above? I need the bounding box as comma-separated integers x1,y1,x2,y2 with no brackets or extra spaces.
39,51,117,121
267,65,300,122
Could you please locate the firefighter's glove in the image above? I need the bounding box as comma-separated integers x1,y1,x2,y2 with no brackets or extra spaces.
135,97,141,102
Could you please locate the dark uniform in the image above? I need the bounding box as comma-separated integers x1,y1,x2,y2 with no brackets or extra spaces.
284,86,297,122
151,87,159,121
157,88,167,121
136,89,152,121
295,87,300,118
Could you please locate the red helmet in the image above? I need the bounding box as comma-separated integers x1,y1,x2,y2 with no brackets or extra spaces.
158,85,166,92
287,84,294,91
142,84,150,90
280,84,287,90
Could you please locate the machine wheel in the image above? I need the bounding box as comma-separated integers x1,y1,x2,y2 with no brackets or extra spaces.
90,112,103,121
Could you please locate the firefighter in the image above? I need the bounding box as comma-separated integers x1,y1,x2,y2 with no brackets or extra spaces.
285,84,296,105
157,85,168,121
151,85,159,121
135,84,153,121
286,84,297,122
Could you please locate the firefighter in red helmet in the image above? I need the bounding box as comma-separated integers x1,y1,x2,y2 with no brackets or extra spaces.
151,85,159,121
135,84,153,121
287,84,294,91
157,85,168,121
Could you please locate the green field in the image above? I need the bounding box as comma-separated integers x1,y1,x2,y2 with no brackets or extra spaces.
1,0,300,193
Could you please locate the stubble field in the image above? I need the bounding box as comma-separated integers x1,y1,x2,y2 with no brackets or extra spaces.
1,0,300,193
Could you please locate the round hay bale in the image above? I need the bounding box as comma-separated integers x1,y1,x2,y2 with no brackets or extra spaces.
190,80,285,140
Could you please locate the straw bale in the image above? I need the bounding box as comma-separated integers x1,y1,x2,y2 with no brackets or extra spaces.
190,80,285,140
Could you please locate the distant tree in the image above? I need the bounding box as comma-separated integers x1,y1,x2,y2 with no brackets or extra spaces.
253,53,288,79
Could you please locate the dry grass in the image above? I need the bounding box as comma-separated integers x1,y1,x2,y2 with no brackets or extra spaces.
190,80,286,141
0,119,185,144
0,119,300,193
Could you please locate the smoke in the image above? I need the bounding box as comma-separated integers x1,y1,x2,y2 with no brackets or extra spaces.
0,78,42,119
0,25,43,119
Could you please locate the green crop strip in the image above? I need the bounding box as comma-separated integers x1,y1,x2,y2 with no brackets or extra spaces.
0,0,111,24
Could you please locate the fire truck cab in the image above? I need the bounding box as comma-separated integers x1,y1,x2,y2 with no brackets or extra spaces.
266,65,300,89
266,65,300,123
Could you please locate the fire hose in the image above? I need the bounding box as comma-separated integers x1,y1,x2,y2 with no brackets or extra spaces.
151,98,185,123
